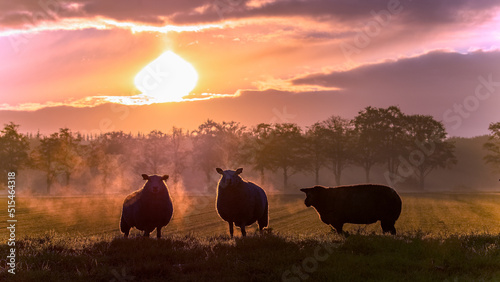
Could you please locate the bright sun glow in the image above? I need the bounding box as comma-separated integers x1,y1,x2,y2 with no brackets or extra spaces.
134,51,198,102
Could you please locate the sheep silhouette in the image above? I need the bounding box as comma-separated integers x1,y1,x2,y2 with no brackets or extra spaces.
120,174,173,238
216,168,268,237
300,184,402,235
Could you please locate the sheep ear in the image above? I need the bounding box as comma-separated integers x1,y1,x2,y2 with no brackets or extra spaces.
235,168,243,175
162,175,169,181
216,168,224,174
300,188,309,193
142,174,149,180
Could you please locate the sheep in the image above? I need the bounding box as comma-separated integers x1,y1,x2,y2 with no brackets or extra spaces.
300,184,402,235
120,174,173,238
216,168,268,237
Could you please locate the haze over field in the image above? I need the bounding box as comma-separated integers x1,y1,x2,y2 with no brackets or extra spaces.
1,0,500,136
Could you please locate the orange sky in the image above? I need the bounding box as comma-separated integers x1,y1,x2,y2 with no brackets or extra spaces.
1,0,500,136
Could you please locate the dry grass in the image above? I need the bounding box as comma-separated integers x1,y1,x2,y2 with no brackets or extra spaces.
1,193,500,281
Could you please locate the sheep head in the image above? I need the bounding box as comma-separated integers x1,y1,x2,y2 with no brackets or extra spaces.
300,186,326,207
141,174,169,194
216,168,243,189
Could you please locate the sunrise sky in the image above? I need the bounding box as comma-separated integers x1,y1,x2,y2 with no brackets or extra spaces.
1,0,500,137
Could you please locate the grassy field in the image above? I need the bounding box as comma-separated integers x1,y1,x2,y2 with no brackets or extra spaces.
1,193,500,281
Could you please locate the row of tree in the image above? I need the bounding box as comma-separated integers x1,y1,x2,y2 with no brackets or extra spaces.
2,105,499,194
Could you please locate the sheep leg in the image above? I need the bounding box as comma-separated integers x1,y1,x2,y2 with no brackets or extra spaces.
120,217,130,238
228,222,234,238
381,221,397,235
143,231,150,237
240,225,246,237
156,227,162,238
332,223,344,235
258,203,269,232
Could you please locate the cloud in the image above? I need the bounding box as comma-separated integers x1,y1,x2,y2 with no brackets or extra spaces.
291,49,500,136
0,94,235,112
170,0,500,27
2,0,499,32
0,1,206,29
0,92,240,112
292,49,500,91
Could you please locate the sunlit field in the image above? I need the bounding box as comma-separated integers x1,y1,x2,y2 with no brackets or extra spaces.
2,193,500,281
5,193,500,236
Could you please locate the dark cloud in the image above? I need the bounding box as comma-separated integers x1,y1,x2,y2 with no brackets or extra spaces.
1,0,499,29
0,0,208,28
293,50,500,90
292,50,500,136
171,0,500,27
81,0,208,24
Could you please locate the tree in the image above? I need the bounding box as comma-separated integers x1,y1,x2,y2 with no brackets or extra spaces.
56,128,83,186
32,133,60,194
484,122,500,172
31,128,84,193
86,136,112,193
192,120,246,190
403,114,457,189
239,123,274,184
379,106,406,175
321,116,355,186
0,122,30,185
167,127,190,186
267,123,307,191
217,121,247,168
352,107,386,182
353,106,407,182
86,131,132,193
135,130,169,174
305,123,329,185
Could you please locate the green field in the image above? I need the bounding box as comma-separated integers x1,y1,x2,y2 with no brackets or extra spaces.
1,193,500,281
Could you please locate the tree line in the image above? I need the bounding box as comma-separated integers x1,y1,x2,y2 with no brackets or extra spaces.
1,105,499,194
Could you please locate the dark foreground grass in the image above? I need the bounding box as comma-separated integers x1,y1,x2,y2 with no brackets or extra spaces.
1,231,500,282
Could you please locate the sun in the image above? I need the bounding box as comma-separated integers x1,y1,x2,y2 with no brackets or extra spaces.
134,51,198,102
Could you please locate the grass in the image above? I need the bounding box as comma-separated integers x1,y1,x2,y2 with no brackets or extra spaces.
1,193,500,281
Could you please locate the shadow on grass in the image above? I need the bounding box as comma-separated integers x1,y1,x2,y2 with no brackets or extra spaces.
1,231,500,281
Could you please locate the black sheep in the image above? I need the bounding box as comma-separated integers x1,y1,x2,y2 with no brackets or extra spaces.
300,184,402,235
120,174,173,238
216,168,268,237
